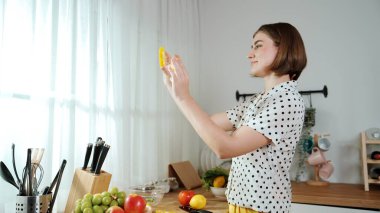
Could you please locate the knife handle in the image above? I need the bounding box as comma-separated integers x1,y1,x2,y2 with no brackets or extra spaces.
82,143,93,170
90,143,102,172
95,144,110,175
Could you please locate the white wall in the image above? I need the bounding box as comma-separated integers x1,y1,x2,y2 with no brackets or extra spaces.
198,0,380,184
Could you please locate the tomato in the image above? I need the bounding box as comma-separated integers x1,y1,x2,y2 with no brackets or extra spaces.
106,206,124,213
178,190,195,206
124,194,146,213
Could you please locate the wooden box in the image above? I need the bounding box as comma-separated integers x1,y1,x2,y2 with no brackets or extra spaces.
64,168,112,213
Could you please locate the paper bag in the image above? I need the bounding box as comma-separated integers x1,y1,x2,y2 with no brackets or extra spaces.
168,161,202,189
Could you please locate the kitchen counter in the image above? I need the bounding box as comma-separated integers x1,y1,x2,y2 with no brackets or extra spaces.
153,182,380,212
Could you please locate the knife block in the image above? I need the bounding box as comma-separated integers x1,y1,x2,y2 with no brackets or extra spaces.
64,168,112,213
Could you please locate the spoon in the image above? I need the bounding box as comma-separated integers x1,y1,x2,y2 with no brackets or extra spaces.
0,161,19,189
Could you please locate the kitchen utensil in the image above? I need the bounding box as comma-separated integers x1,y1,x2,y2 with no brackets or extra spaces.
94,144,110,174
210,186,227,197
302,136,314,154
22,164,43,195
319,160,334,179
32,164,44,195
318,137,331,151
369,167,380,179
20,148,33,196
43,162,61,195
12,143,21,186
42,186,49,195
179,206,213,213
128,185,164,206
82,143,93,170
90,138,104,172
15,193,52,213
34,148,45,166
31,148,39,165
30,148,45,195
28,148,33,196
0,161,19,189
365,128,380,140
307,147,326,166
18,149,29,196
20,167,27,195
47,159,67,213
145,179,171,193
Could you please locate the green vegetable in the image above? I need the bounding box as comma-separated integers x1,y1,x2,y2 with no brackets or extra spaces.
201,167,229,189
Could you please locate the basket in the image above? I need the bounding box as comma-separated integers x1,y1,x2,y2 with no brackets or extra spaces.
15,194,52,213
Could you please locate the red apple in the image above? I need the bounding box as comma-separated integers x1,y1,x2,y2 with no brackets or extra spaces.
178,190,195,206
106,206,124,213
124,194,146,213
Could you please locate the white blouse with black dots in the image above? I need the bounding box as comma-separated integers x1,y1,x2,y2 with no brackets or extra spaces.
225,80,305,213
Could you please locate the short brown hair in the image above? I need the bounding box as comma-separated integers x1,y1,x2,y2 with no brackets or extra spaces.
253,23,307,80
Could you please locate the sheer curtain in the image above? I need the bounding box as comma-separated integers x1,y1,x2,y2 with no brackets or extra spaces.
0,0,201,212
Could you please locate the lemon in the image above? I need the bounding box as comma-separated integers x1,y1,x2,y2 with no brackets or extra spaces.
213,176,226,188
189,194,207,210
158,47,166,68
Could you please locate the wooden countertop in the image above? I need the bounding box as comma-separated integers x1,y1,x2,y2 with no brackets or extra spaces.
154,187,228,212
292,181,380,210
153,182,380,212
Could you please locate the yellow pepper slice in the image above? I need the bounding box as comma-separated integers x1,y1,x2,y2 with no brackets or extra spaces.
159,47,166,68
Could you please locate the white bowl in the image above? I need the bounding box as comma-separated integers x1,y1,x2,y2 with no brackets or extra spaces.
210,187,227,197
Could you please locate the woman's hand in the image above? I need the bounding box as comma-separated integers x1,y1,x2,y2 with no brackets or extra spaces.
161,51,191,102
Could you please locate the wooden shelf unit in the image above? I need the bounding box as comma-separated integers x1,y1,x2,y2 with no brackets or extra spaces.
292,181,380,210
360,131,380,191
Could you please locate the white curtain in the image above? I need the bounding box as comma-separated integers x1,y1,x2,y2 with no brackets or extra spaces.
0,0,201,212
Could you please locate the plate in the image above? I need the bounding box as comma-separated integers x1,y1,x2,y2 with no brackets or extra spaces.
205,148,212,171
219,160,232,171
366,128,380,140
201,146,230,172
200,146,207,173
211,153,223,169
209,150,216,169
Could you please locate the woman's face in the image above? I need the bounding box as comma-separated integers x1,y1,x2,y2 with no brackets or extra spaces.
248,31,278,77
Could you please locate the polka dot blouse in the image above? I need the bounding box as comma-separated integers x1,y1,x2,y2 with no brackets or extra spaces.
225,80,305,213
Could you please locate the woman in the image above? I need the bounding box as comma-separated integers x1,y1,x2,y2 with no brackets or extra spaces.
161,22,307,213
